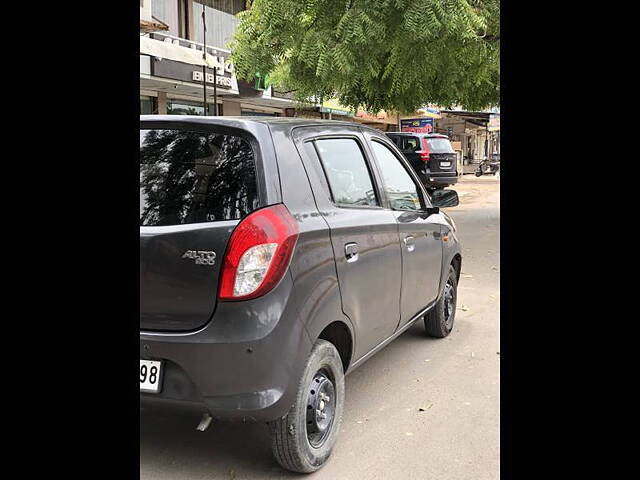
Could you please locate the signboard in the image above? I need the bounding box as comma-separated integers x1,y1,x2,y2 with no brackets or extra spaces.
321,98,355,116
488,114,500,131
152,57,235,90
320,106,354,116
401,118,434,133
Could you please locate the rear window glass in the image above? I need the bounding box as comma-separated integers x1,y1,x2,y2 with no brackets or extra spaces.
427,138,455,153
140,129,259,226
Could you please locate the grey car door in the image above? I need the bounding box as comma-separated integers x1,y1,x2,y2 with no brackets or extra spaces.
293,126,402,361
363,133,444,329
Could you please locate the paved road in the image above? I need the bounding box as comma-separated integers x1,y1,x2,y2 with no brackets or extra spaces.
141,175,500,480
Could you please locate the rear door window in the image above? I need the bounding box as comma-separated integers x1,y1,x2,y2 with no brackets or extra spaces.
402,136,421,151
427,138,455,153
140,129,259,226
314,138,379,207
387,135,401,147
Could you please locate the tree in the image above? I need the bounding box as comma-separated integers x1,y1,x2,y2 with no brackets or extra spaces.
230,0,499,113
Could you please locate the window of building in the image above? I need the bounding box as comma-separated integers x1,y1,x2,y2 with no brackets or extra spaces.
140,96,155,115
240,110,279,117
152,0,180,37
314,138,379,207
193,0,246,15
167,99,220,116
370,141,423,211
192,0,243,47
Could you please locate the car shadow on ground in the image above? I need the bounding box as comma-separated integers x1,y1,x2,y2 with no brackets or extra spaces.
140,320,473,478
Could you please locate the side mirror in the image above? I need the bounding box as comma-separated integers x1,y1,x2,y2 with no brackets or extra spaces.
431,189,460,208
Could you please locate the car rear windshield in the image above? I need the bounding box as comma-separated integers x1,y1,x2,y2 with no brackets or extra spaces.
140,129,259,226
427,138,455,153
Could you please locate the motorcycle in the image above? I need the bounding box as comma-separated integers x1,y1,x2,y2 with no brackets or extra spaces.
474,156,500,177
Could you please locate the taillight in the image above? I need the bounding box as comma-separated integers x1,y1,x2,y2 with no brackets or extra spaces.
420,138,431,163
219,204,299,301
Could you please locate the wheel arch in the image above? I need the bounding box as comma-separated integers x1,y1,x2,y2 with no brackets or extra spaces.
451,253,462,282
316,320,354,374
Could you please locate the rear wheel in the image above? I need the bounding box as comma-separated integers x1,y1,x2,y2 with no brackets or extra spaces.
424,265,458,338
269,339,345,473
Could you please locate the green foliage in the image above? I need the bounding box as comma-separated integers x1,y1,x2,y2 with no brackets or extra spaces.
229,0,499,113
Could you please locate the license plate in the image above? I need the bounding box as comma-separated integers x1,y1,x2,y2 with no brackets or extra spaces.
140,359,163,393
440,161,451,167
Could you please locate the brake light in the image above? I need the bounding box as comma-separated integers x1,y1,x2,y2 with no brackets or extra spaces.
420,138,430,163
219,204,299,301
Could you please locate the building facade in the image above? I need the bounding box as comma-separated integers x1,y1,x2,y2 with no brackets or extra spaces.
140,0,499,143
140,0,402,129
140,0,299,117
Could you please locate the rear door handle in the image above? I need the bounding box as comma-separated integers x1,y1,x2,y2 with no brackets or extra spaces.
403,235,415,252
345,242,359,263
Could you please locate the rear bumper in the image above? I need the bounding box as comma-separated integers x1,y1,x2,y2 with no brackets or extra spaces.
140,272,312,422
420,173,458,187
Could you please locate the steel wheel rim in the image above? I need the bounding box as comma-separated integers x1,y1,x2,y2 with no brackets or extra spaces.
443,280,456,330
305,370,336,448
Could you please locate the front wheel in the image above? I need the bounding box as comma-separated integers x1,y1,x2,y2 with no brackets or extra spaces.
424,265,458,338
269,339,345,473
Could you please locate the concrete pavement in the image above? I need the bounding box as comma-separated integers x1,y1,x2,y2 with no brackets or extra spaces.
140,174,500,480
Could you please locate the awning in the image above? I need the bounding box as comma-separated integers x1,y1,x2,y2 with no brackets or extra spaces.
140,36,220,68
441,110,492,122
140,18,169,33
416,108,442,119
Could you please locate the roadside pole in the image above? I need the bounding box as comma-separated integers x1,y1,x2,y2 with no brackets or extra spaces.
201,4,207,115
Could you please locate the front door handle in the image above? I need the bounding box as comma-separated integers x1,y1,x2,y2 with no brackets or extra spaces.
403,235,415,252
345,242,359,263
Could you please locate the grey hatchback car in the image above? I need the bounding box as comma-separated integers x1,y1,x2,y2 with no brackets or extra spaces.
140,116,462,473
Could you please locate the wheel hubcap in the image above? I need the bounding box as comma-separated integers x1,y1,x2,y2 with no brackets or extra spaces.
443,280,456,330
306,370,335,448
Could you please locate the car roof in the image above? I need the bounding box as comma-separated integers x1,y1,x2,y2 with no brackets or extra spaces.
140,115,385,135
386,132,449,139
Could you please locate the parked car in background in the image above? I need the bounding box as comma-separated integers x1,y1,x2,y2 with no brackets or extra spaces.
386,132,458,191
140,116,462,473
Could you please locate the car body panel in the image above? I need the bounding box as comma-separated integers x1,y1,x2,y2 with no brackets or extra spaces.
362,131,447,328
291,125,402,361
140,221,236,331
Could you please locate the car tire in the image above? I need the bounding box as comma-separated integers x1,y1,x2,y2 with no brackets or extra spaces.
269,339,345,473
424,265,458,338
